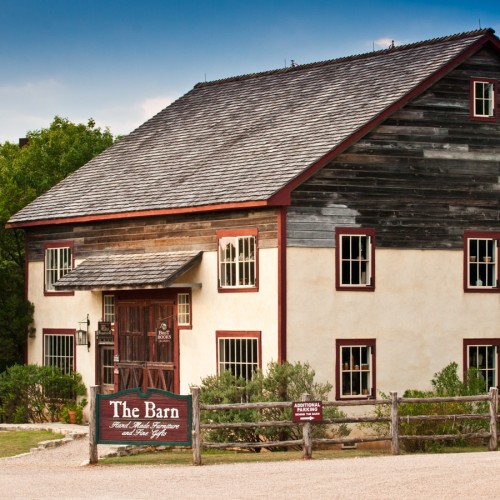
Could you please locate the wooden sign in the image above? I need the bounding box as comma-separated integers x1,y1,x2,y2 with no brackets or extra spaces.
156,322,172,342
292,401,323,423
96,388,192,446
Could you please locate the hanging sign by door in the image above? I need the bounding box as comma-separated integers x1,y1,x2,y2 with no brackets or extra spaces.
156,322,172,343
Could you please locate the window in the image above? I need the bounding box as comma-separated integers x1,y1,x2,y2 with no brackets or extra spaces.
335,228,375,290
103,294,115,323
336,339,376,400
177,292,191,327
43,330,75,375
44,242,74,294
216,331,261,380
464,339,500,392
100,346,115,387
464,232,499,291
217,229,258,291
471,78,496,121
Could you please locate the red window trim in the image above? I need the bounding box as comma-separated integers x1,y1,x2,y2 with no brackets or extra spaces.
463,338,500,388
215,330,262,375
43,241,75,296
335,338,376,401
335,228,376,292
463,231,500,293
470,77,497,122
42,328,77,371
177,290,192,329
216,228,259,293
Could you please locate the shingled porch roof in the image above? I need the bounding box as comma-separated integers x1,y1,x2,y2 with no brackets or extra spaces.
8,29,499,227
53,251,203,291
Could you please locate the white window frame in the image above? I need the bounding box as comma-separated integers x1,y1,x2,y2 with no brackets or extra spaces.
217,332,261,380
43,331,75,375
465,232,499,291
472,79,496,119
103,294,116,323
336,228,375,290
218,230,257,290
177,292,191,327
44,243,73,293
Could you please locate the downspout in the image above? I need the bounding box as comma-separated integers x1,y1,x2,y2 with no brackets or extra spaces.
277,207,287,362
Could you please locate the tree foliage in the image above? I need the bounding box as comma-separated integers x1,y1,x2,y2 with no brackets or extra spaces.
0,117,115,372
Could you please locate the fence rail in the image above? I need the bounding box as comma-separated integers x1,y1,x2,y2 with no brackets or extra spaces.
190,387,498,465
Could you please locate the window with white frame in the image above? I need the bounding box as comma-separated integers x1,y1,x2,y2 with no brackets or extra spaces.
464,232,499,291
464,340,500,392
217,332,260,380
218,230,257,290
103,294,115,323
177,293,191,326
44,243,73,292
471,79,496,120
336,228,375,290
336,339,375,399
43,331,75,375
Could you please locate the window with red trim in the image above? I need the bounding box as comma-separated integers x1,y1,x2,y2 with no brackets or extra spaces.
463,339,500,392
470,78,497,121
464,231,499,292
336,339,376,400
43,329,75,374
216,331,261,380
217,229,258,292
44,241,74,295
335,228,375,291
177,292,191,328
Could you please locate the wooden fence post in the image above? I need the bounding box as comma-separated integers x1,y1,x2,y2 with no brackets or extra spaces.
191,386,202,465
489,387,498,451
390,392,400,455
89,385,99,465
302,393,312,460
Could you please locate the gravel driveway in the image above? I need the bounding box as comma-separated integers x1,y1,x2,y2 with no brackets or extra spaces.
1,425,499,499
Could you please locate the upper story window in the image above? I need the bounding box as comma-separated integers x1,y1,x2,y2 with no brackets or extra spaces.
177,292,191,327
335,228,375,291
336,339,376,400
44,242,74,295
471,78,497,121
464,231,499,292
217,229,258,292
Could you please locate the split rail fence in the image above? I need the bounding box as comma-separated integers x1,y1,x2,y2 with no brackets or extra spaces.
190,386,498,465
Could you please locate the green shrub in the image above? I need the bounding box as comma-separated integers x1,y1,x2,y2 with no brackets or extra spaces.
366,362,489,452
198,361,350,451
0,364,86,423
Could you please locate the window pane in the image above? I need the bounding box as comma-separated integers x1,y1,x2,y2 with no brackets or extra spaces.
219,235,256,288
44,334,74,375
218,337,259,380
468,344,496,393
340,345,372,397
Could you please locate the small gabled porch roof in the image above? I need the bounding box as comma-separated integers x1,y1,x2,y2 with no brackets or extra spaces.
53,251,202,291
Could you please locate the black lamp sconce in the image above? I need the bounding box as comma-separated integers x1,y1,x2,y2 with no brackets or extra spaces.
76,314,90,350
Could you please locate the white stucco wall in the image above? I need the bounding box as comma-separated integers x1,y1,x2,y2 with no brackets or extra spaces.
287,247,500,396
178,249,279,393
27,250,279,396
26,259,102,392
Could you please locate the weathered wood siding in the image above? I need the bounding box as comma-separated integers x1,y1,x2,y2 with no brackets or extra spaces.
288,48,500,249
27,209,278,261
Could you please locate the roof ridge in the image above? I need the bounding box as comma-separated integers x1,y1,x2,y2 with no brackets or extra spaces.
194,28,495,89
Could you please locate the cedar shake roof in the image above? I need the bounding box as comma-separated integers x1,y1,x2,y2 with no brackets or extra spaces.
8,29,498,226
53,251,202,290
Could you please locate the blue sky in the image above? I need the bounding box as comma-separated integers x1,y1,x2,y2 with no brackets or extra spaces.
1,0,499,143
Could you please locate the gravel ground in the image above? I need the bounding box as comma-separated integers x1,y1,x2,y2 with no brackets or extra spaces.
1,424,499,499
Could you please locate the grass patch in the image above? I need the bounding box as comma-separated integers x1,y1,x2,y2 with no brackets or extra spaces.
0,430,64,458
100,447,389,466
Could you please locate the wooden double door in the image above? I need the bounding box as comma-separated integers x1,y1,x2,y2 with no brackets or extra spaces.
116,299,178,393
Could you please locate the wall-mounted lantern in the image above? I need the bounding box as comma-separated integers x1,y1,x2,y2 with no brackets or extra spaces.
76,314,90,350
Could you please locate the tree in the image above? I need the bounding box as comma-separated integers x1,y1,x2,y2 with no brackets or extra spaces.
0,117,115,372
